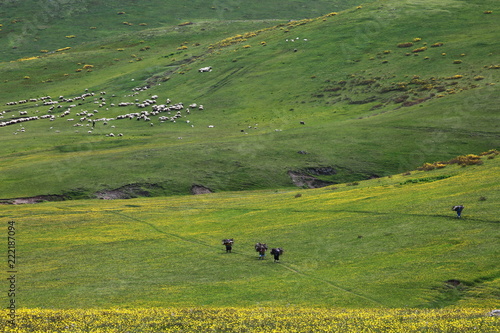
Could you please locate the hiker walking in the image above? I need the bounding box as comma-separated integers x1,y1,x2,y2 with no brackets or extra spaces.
271,248,284,263
452,205,464,218
222,239,234,253
255,243,268,259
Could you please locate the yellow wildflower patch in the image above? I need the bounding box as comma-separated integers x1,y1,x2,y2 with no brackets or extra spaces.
2,308,498,332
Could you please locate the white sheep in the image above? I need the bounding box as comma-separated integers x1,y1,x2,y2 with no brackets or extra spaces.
198,66,212,72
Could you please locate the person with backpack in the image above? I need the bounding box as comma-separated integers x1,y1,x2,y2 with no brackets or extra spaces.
255,243,268,259
222,239,234,253
271,248,284,262
452,205,464,218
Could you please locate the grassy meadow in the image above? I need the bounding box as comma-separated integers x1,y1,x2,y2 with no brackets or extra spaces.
0,0,499,198
0,0,372,62
0,0,499,331
0,153,499,331
2,154,499,310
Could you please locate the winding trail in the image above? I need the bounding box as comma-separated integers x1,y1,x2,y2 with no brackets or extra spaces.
277,263,384,306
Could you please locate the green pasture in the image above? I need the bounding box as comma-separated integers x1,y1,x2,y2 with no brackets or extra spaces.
0,0,499,323
0,0,499,199
0,0,374,62
3,155,499,309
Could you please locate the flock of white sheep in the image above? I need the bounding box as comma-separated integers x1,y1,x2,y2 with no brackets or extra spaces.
1,65,290,137
1,86,208,137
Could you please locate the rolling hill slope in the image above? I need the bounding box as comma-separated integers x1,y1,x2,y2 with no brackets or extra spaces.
0,0,498,199
3,151,499,308
0,0,372,61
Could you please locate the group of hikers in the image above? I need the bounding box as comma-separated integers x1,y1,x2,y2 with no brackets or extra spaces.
222,239,284,262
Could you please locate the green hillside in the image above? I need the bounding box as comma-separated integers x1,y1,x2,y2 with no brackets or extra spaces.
0,0,371,61
0,0,499,200
4,153,499,309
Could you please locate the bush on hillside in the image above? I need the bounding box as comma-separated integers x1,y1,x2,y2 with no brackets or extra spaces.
448,154,482,166
18,56,38,62
417,162,448,171
397,42,413,48
417,150,497,171
445,75,463,80
412,46,427,53
480,149,499,158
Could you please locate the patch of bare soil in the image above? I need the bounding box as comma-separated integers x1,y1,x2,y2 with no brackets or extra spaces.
191,184,213,195
0,195,66,205
288,169,335,188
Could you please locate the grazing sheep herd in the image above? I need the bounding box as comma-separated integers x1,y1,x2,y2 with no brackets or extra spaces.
1,66,288,137
1,87,208,137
